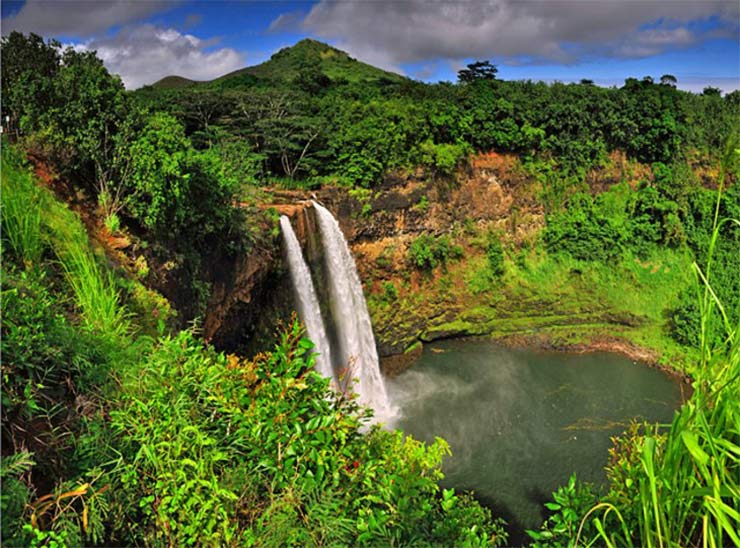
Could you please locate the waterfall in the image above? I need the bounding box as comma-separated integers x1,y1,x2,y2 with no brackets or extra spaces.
279,215,334,379
312,201,395,422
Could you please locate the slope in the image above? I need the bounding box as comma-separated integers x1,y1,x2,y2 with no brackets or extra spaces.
151,38,407,90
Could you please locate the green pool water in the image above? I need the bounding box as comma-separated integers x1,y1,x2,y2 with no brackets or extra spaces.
388,339,683,540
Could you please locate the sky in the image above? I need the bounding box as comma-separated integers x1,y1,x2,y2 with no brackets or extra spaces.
2,0,739,93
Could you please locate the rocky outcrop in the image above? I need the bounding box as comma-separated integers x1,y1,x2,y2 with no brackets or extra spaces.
203,244,283,350
203,201,321,356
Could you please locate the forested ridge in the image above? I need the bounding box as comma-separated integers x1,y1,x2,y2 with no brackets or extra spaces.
1,32,738,546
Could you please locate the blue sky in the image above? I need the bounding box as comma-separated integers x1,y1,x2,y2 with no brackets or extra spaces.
2,1,738,92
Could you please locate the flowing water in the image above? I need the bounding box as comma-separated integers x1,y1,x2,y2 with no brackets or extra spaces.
312,201,396,422
388,339,683,540
279,215,334,379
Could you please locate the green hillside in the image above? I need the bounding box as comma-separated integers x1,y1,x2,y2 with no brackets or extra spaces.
152,38,406,91
150,75,199,89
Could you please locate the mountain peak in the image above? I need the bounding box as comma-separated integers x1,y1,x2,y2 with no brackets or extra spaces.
151,38,406,90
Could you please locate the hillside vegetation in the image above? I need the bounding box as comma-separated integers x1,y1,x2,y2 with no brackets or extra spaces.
1,32,738,546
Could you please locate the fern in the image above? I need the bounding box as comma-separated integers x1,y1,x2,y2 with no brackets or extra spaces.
1,451,35,478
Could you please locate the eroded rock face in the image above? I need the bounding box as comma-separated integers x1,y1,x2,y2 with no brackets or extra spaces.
203,243,285,352
207,153,544,365
204,202,304,354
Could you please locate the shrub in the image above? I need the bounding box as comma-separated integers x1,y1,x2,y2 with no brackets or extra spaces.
0,451,35,546
527,474,598,547
102,322,508,546
419,140,470,176
381,281,398,302
670,289,702,347
407,234,463,271
543,192,626,261
486,233,505,277
408,234,439,270
125,112,191,232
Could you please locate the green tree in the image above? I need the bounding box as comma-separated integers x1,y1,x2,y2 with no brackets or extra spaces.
126,112,191,231
42,47,131,213
457,60,498,83
0,32,61,136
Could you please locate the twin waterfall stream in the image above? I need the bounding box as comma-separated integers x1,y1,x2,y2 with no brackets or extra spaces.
280,202,396,423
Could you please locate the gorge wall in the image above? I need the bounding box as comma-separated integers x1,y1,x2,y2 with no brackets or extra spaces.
205,152,666,374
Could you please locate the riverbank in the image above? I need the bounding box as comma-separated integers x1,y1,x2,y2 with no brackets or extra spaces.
381,328,694,395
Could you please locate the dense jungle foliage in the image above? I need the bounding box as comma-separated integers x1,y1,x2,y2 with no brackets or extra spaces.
1,143,507,546
1,31,738,546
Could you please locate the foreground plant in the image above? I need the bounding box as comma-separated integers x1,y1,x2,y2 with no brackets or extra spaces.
100,321,508,546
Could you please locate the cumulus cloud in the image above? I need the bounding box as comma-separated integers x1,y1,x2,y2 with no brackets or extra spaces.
72,25,245,89
297,0,739,66
1,0,171,36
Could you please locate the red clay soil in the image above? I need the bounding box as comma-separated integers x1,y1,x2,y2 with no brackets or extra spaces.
27,154,134,270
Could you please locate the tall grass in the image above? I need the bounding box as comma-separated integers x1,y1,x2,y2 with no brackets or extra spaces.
2,141,128,338
44,194,130,339
1,143,43,266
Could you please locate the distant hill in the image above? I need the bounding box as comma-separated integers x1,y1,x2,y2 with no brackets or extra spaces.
151,38,407,91
150,75,200,90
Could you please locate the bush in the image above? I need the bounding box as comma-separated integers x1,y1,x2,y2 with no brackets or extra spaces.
486,233,505,277
125,112,192,232
670,289,702,347
381,281,399,302
407,234,462,271
543,193,626,261
527,474,598,547
419,140,470,176
408,235,439,270
1,451,35,546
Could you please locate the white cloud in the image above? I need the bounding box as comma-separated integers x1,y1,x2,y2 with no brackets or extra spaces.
2,0,171,36
296,0,739,66
72,25,245,89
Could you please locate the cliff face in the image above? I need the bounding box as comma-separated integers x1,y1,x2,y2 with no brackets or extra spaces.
324,153,546,368
204,151,657,372
202,202,331,356
203,205,305,354
213,153,546,369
